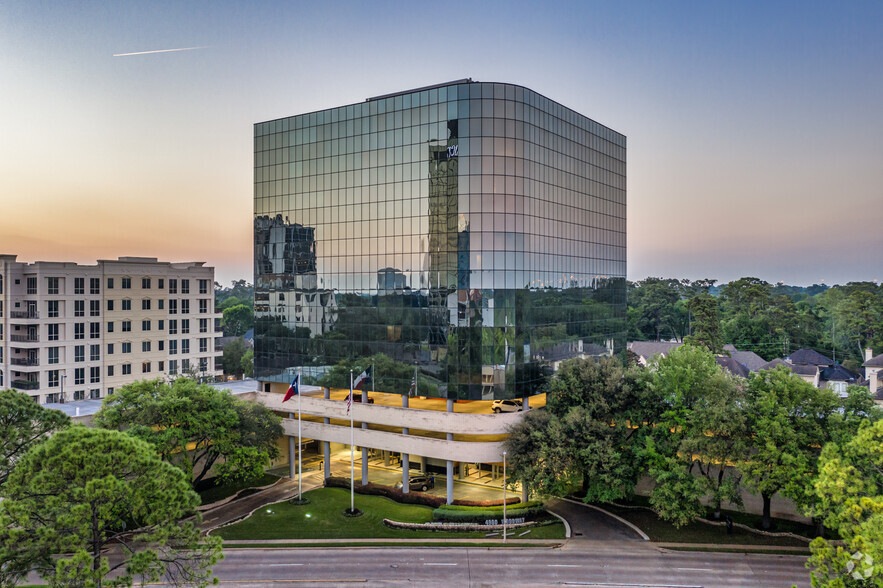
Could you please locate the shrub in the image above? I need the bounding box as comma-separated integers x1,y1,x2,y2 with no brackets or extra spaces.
324,477,446,508
435,500,543,512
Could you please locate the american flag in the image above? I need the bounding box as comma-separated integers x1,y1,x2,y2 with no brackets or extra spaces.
409,366,417,396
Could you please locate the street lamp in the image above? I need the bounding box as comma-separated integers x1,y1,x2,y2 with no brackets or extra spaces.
60,374,67,404
502,450,507,543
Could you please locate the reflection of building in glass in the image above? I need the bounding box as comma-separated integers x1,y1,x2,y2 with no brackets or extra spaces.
254,80,626,400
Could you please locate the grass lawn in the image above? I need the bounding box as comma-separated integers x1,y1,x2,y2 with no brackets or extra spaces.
598,499,815,547
215,487,565,541
197,472,280,506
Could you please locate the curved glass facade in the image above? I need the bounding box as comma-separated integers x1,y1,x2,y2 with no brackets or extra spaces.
254,81,626,400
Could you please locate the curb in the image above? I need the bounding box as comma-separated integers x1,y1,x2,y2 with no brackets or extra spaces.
560,497,650,541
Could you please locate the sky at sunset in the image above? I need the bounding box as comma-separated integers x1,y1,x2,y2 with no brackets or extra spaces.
1,1,881,287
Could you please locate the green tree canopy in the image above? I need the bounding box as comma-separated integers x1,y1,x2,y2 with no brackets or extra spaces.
0,389,70,487
807,419,883,587
94,378,282,487
0,426,222,587
683,293,724,354
222,304,254,337
222,337,248,377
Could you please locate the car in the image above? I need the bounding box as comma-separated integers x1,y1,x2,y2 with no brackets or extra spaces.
394,474,435,492
491,399,523,413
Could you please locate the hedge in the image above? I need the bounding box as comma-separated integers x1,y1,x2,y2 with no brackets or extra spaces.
432,505,547,523
435,500,543,512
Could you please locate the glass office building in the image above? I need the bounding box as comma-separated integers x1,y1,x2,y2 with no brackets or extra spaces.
254,80,626,401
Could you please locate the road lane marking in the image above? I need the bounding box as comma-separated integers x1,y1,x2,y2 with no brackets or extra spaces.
548,564,580,567
424,562,457,566
269,563,305,566
676,568,713,572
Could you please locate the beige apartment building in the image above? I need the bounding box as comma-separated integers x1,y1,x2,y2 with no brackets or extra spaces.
0,255,223,404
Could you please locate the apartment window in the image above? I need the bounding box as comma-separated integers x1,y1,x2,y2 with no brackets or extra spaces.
142,362,151,374
169,360,178,375
90,322,100,338
169,300,177,314
107,343,114,355
122,321,131,332
107,365,114,377
158,319,165,331
122,299,131,311
75,345,84,362
158,299,164,310
48,347,59,364
181,359,190,371
181,339,190,354
90,389,100,399
142,299,151,310
90,278,100,295
158,340,164,351
122,277,131,289
90,300,100,316
199,318,208,333
27,277,37,294
199,338,208,353
107,299,114,311
199,358,208,372
74,390,85,401
75,368,85,385
107,387,114,396
47,277,59,295
48,324,59,341
107,277,114,289
47,300,59,318
142,341,151,352
181,279,190,294
74,277,85,294
199,279,209,294
169,279,177,294
74,323,85,340
199,299,208,314
90,366,100,383
121,342,131,354
45,393,59,403
90,344,100,361
169,340,177,355
122,364,131,375
75,300,85,317
181,300,190,314
107,321,114,333
142,278,151,289
181,319,190,334
158,361,165,371
48,370,59,387
158,278,165,289
142,320,151,331
169,319,177,334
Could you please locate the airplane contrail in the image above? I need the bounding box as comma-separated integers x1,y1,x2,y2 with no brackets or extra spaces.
113,46,209,57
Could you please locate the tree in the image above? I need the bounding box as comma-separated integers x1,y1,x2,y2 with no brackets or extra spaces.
94,378,283,487
506,357,654,503
739,365,839,530
643,345,749,525
807,420,883,587
222,304,254,337
222,338,248,377
683,293,724,354
0,427,222,587
241,348,254,378
0,389,70,487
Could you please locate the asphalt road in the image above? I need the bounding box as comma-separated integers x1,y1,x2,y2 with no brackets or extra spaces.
210,543,812,587
546,498,645,541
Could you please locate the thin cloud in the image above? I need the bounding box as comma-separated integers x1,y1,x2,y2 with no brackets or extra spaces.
113,46,210,57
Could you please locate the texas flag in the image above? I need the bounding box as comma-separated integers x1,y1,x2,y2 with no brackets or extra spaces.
283,375,299,402
353,366,372,390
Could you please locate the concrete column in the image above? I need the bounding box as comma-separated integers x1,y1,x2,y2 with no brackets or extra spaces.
446,398,454,504
420,456,428,472
361,389,369,485
288,412,296,479
521,483,528,503
522,395,529,410
383,450,390,467
401,394,409,493
323,387,331,479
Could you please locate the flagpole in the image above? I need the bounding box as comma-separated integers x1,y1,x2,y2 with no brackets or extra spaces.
349,369,355,514
298,367,302,501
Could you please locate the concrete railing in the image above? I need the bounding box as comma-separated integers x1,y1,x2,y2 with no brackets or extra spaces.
257,391,525,436
281,418,507,463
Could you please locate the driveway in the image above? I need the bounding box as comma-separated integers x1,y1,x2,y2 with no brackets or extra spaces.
546,497,646,541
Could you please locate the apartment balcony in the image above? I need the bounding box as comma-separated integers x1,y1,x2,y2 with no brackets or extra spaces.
10,334,40,343
11,380,39,391
10,310,39,320
10,357,40,367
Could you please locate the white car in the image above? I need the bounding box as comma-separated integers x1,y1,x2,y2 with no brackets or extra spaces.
491,399,523,413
